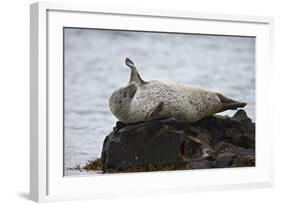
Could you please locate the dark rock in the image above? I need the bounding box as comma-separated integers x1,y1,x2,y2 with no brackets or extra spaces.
192,116,227,145
214,142,255,167
186,160,213,169
225,110,255,148
213,152,236,168
101,118,187,172
232,153,255,167
101,109,255,173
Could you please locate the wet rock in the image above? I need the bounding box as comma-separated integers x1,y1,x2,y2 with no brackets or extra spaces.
101,109,255,173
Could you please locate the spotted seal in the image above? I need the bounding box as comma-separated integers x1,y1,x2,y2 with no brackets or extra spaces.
109,58,246,124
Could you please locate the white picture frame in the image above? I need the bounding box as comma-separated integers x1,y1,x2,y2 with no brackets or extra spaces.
30,2,274,202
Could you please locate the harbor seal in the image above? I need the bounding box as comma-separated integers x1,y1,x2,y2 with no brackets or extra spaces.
109,58,246,124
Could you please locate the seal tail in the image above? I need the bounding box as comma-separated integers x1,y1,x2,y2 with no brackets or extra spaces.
216,93,247,112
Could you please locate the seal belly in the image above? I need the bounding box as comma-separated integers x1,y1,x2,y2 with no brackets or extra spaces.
178,86,222,122
127,82,222,123
127,81,180,123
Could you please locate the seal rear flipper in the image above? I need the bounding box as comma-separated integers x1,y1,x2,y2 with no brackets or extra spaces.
216,93,247,112
125,58,147,85
221,102,247,111
146,101,164,120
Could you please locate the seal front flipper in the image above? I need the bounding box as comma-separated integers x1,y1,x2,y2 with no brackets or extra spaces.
125,58,147,85
146,101,164,120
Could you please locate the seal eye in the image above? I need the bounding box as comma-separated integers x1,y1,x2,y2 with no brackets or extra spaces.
119,100,122,104
123,92,127,98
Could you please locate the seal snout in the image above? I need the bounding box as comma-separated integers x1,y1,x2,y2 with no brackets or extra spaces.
109,90,121,112
109,85,135,123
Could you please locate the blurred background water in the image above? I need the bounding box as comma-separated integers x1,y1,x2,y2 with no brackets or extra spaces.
64,28,255,176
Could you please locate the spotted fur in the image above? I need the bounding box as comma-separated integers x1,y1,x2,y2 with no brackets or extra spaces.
108,58,246,124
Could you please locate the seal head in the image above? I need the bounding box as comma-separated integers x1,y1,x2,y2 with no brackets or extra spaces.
109,83,137,122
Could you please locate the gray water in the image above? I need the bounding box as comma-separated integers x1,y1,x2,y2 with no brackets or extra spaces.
64,28,255,176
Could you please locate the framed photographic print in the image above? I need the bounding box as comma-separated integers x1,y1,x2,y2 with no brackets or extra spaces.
30,2,274,202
